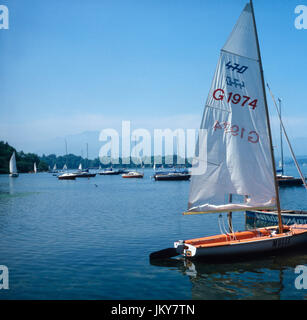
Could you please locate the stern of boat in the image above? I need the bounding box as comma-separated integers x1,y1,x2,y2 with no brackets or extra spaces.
174,240,197,258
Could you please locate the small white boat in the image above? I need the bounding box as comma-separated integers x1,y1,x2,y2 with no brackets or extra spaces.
9,152,18,177
58,173,77,180
122,171,144,178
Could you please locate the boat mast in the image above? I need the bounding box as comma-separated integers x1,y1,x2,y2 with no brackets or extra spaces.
228,194,233,233
279,99,284,176
250,0,283,233
65,139,68,171
86,143,88,169
267,84,307,189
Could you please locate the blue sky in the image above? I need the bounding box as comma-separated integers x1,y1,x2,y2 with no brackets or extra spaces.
1,0,307,157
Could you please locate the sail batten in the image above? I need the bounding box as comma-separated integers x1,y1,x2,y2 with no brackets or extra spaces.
188,2,276,214
221,49,259,62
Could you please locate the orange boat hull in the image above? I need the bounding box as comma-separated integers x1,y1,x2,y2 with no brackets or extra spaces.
174,225,307,259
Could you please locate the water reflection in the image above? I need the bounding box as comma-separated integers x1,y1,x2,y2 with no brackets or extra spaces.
150,218,307,300
151,249,307,299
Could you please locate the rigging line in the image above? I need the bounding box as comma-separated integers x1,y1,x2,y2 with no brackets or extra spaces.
267,83,307,190
221,214,231,240
218,214,228,241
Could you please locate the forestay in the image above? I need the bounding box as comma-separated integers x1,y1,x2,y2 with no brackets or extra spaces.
187,3,276,214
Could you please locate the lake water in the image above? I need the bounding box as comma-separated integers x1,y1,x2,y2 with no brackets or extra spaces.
1,167,307,300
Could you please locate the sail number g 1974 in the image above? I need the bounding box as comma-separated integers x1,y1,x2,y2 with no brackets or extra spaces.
213,121,259,144
213,89,258,110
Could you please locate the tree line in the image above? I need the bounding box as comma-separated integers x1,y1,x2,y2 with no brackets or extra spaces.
0,141,192,174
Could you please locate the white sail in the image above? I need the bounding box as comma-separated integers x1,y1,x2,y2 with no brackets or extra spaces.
63,164,67,170
188,3,276,214
34,162,37,173
53,164,57,170
9,152,17,174
78,163,82,170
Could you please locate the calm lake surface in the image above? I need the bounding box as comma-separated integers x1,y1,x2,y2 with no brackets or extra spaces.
1,167,307,300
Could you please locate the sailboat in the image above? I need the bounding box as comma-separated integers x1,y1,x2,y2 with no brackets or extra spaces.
58,140,77,180
73,145,96,178
99,166,121,175
150,1,307,260
9,152,18,177
122,136,144,178
271,97,306,186
51,164,58,175
153,138,190,180
246,93,307,224
34,162,37,174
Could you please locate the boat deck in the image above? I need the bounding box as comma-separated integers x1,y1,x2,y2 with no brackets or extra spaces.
184,226,297,249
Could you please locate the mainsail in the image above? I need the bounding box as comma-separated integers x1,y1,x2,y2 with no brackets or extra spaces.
78,163,82,170
34,162,37,173
187,3,276,214
9,152,17,174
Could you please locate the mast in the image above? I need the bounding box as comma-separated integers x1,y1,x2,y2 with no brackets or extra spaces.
228,194,233,233
279,99,284,176
267,84,307,189
65,139,68,171
250,0,283,233
86,143,88,169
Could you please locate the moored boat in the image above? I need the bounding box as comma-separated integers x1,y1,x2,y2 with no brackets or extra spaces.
246,209,307,225
173,225,307,259
57,173,77,180
153,172,190,181
122,171,144,178
74,171,96,178
276,174,304,186
99,168,120,175
267,94,307,188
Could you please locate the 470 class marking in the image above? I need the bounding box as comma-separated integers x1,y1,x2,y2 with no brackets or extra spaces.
213,88,258,110
213,121,259,144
